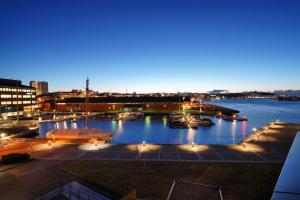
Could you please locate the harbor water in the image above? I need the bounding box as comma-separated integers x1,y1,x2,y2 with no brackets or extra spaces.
39,99,300,144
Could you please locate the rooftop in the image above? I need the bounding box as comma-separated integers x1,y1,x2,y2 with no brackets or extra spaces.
59,96,191,103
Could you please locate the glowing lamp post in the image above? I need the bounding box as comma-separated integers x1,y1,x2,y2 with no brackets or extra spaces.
191,142,195,148
0,133,6,139
242,142,246,148
142,141,146,147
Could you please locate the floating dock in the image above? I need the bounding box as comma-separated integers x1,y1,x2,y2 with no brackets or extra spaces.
46,128,112,141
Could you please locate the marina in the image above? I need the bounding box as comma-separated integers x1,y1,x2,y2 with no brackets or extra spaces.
37,99,300,145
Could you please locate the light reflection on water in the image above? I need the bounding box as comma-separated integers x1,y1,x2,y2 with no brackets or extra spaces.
231,121,237,144
145,116,151,129
38,99,300,144
187,128,196,144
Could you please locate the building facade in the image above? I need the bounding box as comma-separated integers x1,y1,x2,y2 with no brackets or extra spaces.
56,96,191,112
0,78,36,117
30,81,48,95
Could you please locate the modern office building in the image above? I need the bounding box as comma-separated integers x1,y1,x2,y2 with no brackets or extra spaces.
30,81,48,95
0,78,36,117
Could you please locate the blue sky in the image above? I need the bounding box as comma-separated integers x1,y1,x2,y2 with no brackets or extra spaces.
0,0,299,93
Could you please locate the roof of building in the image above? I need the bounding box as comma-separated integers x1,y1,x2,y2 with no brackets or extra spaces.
0,78,35,89
59,96,191,103
272,132,300,200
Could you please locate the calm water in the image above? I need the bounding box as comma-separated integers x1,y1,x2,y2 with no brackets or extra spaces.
39,99,300,144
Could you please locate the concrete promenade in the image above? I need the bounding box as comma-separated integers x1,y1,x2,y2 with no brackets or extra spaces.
0,122,299,200
1,122,299,163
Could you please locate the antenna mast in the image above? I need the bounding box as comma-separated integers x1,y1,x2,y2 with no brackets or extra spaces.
85,78,89,128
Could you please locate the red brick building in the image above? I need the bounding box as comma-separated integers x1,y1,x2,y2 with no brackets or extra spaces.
56,96,191,112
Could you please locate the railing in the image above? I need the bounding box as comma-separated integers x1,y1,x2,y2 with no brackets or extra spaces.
34,180,111,200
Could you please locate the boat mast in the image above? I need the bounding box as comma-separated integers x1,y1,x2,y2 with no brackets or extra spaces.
85,78,89,128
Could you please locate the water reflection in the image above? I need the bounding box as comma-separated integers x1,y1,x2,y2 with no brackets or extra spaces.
231,121,237,143
145,116,151,129
63,121,67,129
216,118,222,143
72,121,78,129
162,116,168,126
241,121,247,139
118,120,124,133
55,122,59,129
111,120,117,132
187,128,196,144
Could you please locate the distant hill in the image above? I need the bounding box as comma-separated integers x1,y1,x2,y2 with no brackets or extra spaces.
273,90,300,96
208,90,229,94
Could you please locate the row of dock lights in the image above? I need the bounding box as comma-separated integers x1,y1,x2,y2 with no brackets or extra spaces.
244,121,280,149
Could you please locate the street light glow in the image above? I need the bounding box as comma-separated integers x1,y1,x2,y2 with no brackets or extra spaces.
0,133,6,138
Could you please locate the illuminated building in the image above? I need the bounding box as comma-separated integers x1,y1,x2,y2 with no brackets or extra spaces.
0,78,36,117
30,81,48,95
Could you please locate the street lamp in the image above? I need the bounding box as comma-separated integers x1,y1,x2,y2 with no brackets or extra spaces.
94,138,98,146
252,128,257,132
242,142,246,148
191,142,195,148
142,141,146,147
0,133,6,139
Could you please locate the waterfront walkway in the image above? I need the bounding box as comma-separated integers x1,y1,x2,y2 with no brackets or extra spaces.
1,122,299,200
1,122,299,163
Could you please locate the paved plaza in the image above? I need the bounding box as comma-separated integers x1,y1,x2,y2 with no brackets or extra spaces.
1,122,298,163
0,122,299,200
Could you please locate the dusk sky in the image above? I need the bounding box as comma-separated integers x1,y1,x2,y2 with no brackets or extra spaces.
1,0,300,93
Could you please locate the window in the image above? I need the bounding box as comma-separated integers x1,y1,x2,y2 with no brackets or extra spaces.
1,94,11,98
1,101,11,105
